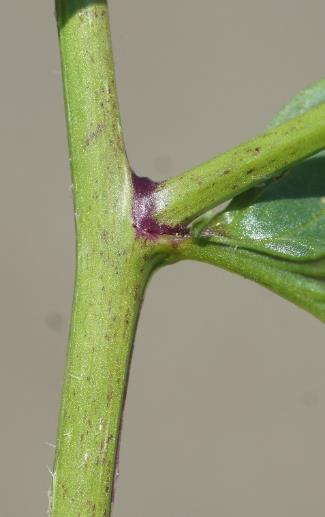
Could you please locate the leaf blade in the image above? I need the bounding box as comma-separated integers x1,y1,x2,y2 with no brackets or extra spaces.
269,78,325,128
201,153,325,261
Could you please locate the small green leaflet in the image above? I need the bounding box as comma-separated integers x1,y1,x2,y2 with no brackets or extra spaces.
195,79,325,320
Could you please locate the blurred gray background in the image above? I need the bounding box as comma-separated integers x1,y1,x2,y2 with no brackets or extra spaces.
1,1,325,515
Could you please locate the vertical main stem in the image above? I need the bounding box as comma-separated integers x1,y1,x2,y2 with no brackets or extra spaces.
51,251,150,517
52,2,149,516
52,253,151,517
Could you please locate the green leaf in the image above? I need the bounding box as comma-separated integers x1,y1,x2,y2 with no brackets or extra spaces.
193,79,325,321
268,79,325,129
200,154,325,261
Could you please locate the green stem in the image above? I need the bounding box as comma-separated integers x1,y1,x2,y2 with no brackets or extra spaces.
52,2,158,516
52,251,155,517
154,103,325,226
172,239,325,322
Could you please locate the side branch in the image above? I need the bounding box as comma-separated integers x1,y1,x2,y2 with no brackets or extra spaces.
154,103,325,226
170,239,325,323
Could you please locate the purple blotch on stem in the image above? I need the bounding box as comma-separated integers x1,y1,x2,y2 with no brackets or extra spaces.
132,172,187,238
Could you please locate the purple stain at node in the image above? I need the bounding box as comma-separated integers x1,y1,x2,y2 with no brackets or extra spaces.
132,172,187,238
